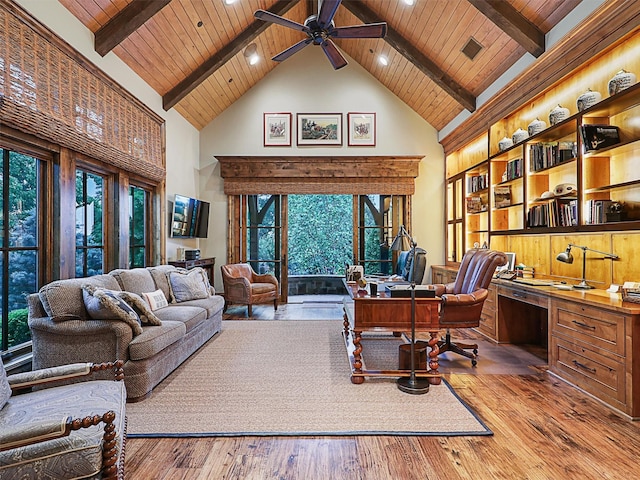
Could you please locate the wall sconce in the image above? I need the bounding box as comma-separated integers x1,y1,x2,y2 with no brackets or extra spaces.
555,243,619,289
244,43,259,66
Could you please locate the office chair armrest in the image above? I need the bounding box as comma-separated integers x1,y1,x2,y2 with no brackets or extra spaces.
428,283,457,296
441,289,487,307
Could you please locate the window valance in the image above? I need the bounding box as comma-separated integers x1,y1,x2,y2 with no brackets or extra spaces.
0,2,166,182
217,156,423,195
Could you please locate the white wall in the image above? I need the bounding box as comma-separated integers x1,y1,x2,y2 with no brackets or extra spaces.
14,0,202,261
200,47,445,288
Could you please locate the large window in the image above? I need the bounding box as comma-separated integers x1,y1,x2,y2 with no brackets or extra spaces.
357,195,404,275
245,195,282,278
129,185,148,268
0,148,41,351
75,169,104,277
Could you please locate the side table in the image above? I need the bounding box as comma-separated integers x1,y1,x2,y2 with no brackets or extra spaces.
168,257,216,282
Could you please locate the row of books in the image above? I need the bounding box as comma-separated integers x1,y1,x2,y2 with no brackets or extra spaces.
527,198,578,228
505,158,522,181
529,142,576,172
584,199,613,225
467,173,488,193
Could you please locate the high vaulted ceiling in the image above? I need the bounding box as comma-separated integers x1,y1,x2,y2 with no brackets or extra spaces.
59,0,580,131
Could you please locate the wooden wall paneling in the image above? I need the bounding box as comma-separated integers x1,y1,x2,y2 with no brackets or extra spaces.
507,234,550,276
611,232,640,286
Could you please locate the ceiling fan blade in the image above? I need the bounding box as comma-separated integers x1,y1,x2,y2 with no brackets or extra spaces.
317,0,342,28
321,39,348,70
272,38,313,62
330,23,387,39
254,9,309,33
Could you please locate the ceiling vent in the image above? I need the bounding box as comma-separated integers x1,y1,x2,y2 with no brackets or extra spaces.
461,37,483,61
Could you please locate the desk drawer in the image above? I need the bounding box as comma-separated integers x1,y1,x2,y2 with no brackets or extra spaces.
478,310,496,337
551,336,626,407
498,285,548,308
551,299,625,356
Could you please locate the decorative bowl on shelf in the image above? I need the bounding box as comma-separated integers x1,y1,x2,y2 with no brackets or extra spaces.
576,88,602,111
498,136,513,151
511,128,528,144
527,117,546,136
608,69,636,96
548,104,570,126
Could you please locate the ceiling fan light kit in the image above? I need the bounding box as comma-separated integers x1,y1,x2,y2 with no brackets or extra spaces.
254,0,387,70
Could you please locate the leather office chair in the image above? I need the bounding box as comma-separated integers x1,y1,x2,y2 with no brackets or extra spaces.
429,248,508,366
221,263,279,316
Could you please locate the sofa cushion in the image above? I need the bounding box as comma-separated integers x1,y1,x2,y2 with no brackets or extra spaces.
38,275,121,319
174,295,225,319
109,268,156,295
0,362,10,410
153,305,208,333
82,286,143,336
167,268,210,302
148,265,176,301
142,289,169,311
128,320,186,361
117,291,162,326
251,283,277,295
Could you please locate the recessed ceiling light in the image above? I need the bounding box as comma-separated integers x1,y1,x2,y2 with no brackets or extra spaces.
224,0,237,5
378,55,389,66
403,0,415,5
244,43,260,66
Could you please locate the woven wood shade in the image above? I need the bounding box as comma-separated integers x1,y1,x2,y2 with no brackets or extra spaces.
0,3,165,181
218,156,423,195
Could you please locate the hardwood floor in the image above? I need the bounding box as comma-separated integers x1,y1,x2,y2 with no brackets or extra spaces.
125,299,640,479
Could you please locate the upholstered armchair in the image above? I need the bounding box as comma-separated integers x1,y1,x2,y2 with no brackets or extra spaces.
0,360,127,479
221,263,279,316
429,249,507,365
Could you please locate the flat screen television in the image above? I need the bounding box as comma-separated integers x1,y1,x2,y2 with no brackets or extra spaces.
170,194,210,238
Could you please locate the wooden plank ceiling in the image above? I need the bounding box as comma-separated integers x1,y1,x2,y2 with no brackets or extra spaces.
59,0,580,131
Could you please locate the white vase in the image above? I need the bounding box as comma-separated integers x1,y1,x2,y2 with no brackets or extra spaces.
549,105,570,126
528,118,546,136
576,89,602,111
511,128,528,144
498,137,513,151
608,69,636,96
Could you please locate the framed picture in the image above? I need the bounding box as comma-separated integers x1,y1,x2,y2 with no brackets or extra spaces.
263,113,292,146
296,113,342,146
496,252,516,272
347,112,376,146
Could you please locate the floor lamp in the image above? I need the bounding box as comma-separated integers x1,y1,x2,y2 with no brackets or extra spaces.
391,226,430,395
556,243,618,289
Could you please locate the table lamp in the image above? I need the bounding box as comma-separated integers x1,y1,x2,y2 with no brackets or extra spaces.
555,243,618,289
391,226,430,394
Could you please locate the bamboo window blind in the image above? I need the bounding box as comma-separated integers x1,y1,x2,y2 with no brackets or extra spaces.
0,2,165,182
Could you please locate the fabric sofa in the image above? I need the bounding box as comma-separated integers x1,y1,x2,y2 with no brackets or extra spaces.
27,265,224,401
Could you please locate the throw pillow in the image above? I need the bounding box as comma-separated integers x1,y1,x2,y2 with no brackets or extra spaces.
1,361,11,410
117,291,162,326
142,289,169,311
166,267,210,303
82,285,143,336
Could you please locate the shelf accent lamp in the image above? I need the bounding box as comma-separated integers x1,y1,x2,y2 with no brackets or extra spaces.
555,243,619,289
390,225,430,395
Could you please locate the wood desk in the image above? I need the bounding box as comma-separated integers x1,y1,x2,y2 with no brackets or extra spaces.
342,281,443,385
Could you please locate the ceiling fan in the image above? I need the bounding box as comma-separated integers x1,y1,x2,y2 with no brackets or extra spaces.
254,0,387,70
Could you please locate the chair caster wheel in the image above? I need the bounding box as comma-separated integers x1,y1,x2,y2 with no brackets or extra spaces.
472,359,477,367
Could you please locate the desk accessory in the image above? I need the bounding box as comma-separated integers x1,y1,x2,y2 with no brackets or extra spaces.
555,243,619,289
390,225,430,395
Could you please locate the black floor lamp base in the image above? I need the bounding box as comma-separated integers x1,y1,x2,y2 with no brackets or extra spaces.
396,376,430,394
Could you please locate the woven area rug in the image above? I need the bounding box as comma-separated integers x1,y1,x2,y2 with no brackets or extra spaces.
127,320,492,437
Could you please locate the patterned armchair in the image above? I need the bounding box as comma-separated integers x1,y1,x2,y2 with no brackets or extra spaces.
0,360,127,479
221,263,279,316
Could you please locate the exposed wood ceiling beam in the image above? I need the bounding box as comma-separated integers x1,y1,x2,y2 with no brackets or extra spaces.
468,0,544,57
163,0,299,111
343,1,476,112
94,0,172,57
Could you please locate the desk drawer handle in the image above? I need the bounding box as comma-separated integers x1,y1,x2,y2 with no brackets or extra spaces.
573,360,596,374
512,292,527,299
572,320,596,330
